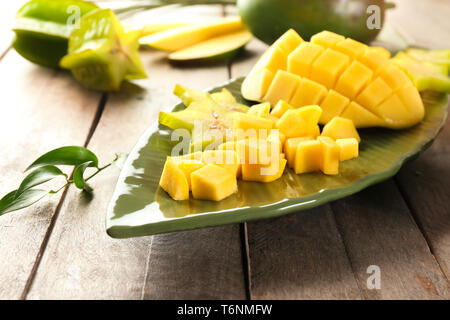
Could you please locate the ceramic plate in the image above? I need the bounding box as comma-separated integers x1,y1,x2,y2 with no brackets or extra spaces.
106,78,448,238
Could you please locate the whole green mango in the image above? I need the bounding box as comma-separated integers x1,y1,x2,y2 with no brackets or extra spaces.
237,0,387,45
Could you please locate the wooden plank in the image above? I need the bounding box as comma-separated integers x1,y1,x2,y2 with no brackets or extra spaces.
332,181,450,299
0,51,102,299
26,6,246,299
387,0,450,49
230,39,362,300
396,116,450,281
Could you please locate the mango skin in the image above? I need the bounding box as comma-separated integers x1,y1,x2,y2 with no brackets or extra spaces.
238,0,386,45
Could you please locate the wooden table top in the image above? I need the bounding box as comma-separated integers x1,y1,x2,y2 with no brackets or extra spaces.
0,0,449,300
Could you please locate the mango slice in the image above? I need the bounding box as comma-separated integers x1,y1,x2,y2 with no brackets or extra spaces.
322,117,361,142
336,138,359,161
140,17,243,51
159,158,189,200
191,164,238,201
248,102,271,118
241,29,424,129
168,29,252,63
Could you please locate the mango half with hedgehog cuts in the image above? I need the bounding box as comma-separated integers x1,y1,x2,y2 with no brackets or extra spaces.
241,29,424,129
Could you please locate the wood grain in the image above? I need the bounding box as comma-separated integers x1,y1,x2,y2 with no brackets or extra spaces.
332,181,450,299
26,6,246,300
0,52,102,299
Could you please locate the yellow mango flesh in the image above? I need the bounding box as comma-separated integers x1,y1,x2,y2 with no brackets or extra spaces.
336,138,359,161
317,136,340,175
159,158,189,200
191,164,237,201
285,136,314,168
202,150,241,177
322,117,361,142
276,105,322,138
270,100,292,118
294,140,322,174
173,159,205,190
242,158,287,182
241,29,424,129
140,17,243,52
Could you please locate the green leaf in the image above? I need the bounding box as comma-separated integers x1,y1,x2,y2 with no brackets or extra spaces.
73,161,94,190
16,165,66,198
26,146,98,171
0,189,48,216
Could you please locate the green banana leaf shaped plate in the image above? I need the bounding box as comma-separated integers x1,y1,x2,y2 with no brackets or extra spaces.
106,77,448,238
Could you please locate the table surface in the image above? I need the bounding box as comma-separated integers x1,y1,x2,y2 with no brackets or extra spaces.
1,0,449,300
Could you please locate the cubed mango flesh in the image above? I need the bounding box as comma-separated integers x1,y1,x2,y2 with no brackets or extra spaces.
284,136,314,168
276,105,322,138
317,136,340,175
173,159,205,189
290,78,327,108
159,158,190,200
310,48,350,89
248,102,270,118
241,158,287,182
270,100,293,118
321,116,361,142
191,164,237,201
294,140,322,174
242,29,424,129
319,90,349,124
202,150,241,177
287,42,324,77
264,70,301,106
336,138,359,161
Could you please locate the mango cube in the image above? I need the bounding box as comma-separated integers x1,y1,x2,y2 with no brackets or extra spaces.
321,116,360,142
379,65,411,90
287,42,324,77
334,38,367,59
274,28,304,53
355,77,392,113
173,159,205,189
270,100,293,118
264,70,301,106
241,158,287,182
317,136,340,175
310,48,350,88
311,30,345,48
290,78,327,108
276,105,322,138
334,60,373,99
159,158,189,200
294,140,322,174
341,101,383,128
191,164,237,201
236,138,281,165
202,150,241,177
336,138,359,161
357,49,389,75
319,89,350,124
284,136,314,168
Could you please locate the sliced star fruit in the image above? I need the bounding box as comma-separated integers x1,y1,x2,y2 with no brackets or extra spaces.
173,84,249,112
60,9,147,91
392,51,450,93
159,89,248,151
